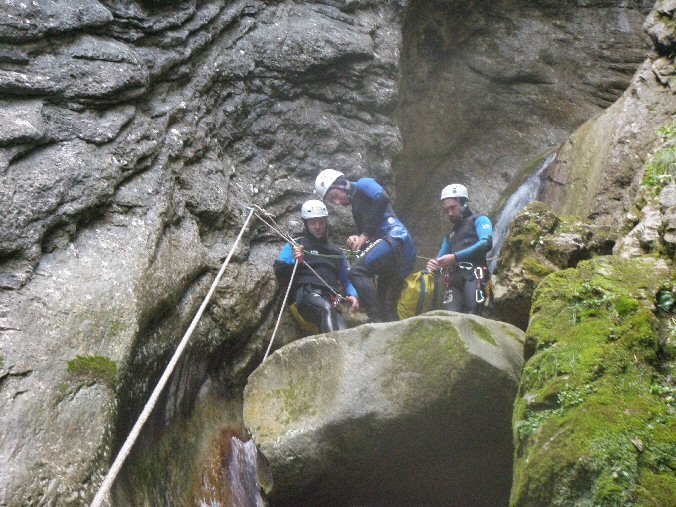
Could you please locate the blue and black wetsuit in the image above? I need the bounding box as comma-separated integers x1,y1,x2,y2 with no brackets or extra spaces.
274,234,357,333
437,210,493,315
347,178,416,322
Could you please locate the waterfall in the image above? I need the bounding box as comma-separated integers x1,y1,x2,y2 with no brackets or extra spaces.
200,435,264,507
488,152,557,272
228,438,265,507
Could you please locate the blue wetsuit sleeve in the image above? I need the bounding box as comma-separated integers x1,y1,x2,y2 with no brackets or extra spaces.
277,243,294,264
340,258,358,298
437,237,451,258
454,215,493,263
273,243,295,283
353,178,390,238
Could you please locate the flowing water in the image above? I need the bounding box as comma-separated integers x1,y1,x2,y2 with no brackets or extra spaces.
488,152,557,272
200,435,264,507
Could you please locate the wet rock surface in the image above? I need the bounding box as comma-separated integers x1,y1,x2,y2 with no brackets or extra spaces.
489,201,616,330
539,0,676,228
0,0,672,504
396,0,653,261
0,0,404,503
244,312,524,506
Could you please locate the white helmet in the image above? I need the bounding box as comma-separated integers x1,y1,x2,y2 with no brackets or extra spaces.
301,199,329,219
440,184,469,201
315,169,345,200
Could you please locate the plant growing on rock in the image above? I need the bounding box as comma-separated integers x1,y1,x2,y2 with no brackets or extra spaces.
642,123,676,193
66,355,117,390
512,256,675,506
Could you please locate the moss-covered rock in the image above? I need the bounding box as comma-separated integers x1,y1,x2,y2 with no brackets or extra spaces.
511,256,675,507
489,202,615,329
66,355,117,389
615,121,676,261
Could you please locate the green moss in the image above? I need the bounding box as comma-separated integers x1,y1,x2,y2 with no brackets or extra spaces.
66,355,117,389
522,255,555,279
385,318,466,400
503,326,525,345
276,378,317,423
468,320,497,345
512,256,675,506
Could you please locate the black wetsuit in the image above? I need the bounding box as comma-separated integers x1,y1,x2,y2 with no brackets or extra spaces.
274,234,357,333
437,210,493,315
346,178,416,322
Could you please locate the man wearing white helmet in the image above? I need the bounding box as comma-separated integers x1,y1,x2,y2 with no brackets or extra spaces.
274,199,359,333
426,184,493,315
315,169,416,322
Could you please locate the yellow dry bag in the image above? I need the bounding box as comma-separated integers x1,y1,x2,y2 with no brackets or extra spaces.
397,270,437,320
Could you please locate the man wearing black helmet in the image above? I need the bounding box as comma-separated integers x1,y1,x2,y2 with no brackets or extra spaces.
426,184,493,315
274,199,360,333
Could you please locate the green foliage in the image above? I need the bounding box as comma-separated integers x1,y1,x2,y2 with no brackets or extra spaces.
642,123,676,193
657,123,676,141
66,355,117,389
512,257,676,507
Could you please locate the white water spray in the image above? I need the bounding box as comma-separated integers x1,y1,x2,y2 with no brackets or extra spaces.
488,152,557,272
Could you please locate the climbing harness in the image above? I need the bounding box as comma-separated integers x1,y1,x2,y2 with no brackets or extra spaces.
289,302,320,334
441,261,491,305
90,207,256,507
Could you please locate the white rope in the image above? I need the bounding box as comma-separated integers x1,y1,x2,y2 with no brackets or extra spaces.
263,259,298,362
90,207,256,507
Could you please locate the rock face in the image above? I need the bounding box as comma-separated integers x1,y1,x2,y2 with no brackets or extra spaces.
512,256,675,506
539,0,676,228
0,0,404,504
507,5,676,505
395,0,653,261
0,0,669,504
243,312,524,506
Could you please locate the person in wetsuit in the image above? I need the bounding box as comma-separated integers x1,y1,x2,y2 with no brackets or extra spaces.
426,184,493,315
315,169,416,322
274,199,359,333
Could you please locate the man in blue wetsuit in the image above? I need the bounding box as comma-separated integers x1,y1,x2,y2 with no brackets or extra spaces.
274,199,360,333
315,169,416,323
426,184,493,315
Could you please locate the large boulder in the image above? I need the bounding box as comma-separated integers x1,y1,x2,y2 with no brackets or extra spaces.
512,256,675,506
243,312,524,506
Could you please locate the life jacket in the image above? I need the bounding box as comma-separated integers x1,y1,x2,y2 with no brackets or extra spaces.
290,235,345,293
447,213,489,267
397,270,439,320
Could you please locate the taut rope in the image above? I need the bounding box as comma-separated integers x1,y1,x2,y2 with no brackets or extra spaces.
90,207,256,507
